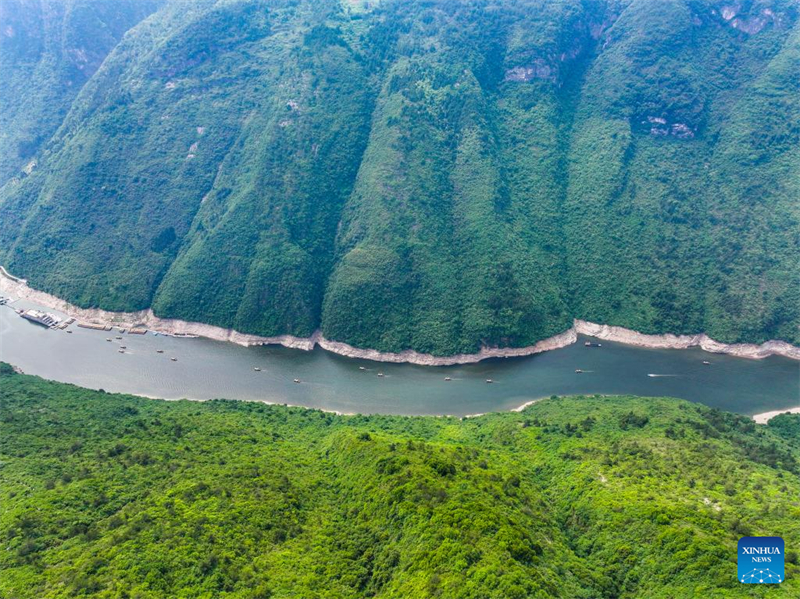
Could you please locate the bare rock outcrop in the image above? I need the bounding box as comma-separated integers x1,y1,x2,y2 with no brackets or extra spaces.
3,267,798,364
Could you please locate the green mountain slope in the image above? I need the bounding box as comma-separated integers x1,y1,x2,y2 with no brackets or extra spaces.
0,0,163,184
1,0,798,355
1,365,799,598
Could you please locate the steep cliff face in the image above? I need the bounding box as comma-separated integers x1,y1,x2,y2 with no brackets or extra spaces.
1,0,798,356
0,0,163,183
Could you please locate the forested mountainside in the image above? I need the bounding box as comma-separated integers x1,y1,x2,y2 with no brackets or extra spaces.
0,0,163,183
2,364,799,598
1,0,798,356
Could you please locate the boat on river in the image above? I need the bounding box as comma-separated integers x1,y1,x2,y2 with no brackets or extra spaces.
19,309,61,328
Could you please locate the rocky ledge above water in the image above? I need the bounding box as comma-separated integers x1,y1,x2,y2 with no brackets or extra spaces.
2,267,798,365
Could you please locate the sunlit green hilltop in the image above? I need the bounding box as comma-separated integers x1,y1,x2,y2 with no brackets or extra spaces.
2,365,799,598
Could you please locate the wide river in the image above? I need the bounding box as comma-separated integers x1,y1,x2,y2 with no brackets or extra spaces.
1,297,798,417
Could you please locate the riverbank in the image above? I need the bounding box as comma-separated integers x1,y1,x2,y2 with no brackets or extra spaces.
752,407,800,424
573,321,800,361
2,267,799,364
34,373,800,422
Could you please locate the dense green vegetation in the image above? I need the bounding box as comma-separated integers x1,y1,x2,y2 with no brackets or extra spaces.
0,0,163,183
1,0,798,355
1,364,799,597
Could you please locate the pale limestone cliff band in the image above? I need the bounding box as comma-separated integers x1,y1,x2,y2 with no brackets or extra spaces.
316,328,578,365
2,267,799,364
573,321,800,361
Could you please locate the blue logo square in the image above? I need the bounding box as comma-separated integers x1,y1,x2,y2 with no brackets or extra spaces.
738,537,784,584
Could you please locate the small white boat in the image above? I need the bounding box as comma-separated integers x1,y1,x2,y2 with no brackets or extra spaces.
106,338,112,342
359,366,366,371
156,350,164,354
485,379,494,384
377,373,384,377
444,377,451,381
118,349,125,354
254,367,261,372
702,360,710,365
575,369,583,373
171,357,178,362
293,378,301,383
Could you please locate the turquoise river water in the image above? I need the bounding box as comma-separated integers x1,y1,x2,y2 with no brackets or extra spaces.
1,297,797,417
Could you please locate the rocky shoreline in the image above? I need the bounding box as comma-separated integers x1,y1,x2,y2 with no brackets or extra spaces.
573,321,800,361
2,267,799,364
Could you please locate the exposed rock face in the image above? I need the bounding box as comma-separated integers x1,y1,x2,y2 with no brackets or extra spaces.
0,267,316,349
718,3,780,34
573,321,800,360
504,60,555,83
670,123,694,138
3,268,798,365
732,14,770,35
644,116,696,139
720,4,739,21
317,329,578,366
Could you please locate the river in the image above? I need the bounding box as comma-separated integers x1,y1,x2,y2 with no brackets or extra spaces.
1,297,797,417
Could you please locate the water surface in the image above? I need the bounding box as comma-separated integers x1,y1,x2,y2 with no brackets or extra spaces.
1,297,797,417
